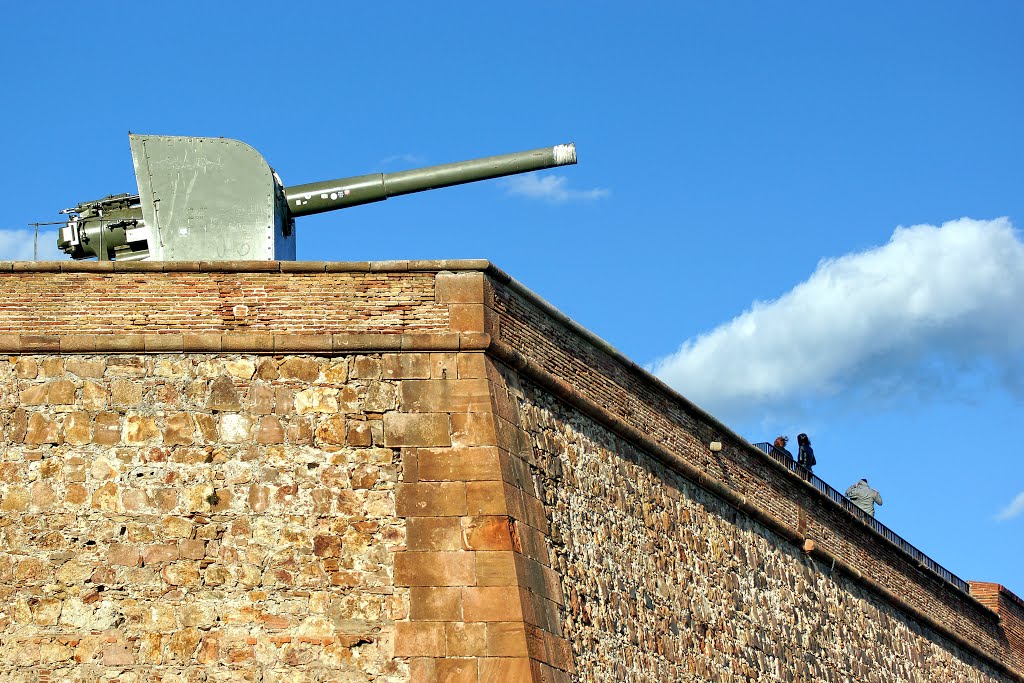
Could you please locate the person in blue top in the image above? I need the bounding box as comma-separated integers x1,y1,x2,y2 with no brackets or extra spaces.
796,433,816,474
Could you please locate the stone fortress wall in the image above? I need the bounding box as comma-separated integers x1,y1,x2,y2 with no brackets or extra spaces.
0,260,1020,682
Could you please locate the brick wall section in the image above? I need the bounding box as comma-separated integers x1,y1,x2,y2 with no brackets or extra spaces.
484,266,1024,680
973,583,1024,670
0,260,493,338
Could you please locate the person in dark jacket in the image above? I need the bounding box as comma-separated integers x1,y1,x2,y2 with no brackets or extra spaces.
846,478,883,517
797,433,816,474
773,435,792,459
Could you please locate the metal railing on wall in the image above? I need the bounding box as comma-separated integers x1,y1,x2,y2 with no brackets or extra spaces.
752,442,970,594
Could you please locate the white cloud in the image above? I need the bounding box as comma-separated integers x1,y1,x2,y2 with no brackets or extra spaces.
650,218,1024,418
0,228,64,261
503,173,610,202
996,491,1024,521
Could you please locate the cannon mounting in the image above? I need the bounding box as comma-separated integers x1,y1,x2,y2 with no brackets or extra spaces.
57,134,577,261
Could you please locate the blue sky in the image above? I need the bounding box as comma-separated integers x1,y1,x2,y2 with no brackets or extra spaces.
2,3,1021,592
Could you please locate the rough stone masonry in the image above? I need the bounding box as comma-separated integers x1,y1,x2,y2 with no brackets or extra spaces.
0,260,1021,682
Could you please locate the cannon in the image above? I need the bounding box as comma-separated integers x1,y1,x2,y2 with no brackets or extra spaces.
56,134,577,261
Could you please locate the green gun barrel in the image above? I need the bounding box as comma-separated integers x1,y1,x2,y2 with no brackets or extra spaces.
285,143,576,218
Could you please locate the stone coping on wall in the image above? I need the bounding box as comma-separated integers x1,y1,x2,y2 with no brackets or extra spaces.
0,332,490,354
0,259,491,273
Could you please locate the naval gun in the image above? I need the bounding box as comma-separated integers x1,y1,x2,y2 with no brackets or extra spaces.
57,134,577,261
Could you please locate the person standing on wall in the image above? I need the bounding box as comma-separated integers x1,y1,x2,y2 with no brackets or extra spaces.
797,433,816,477
846,478,883,517
773,435,792,460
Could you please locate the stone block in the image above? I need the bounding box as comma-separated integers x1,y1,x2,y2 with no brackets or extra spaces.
396,482,468,517
248,384,276,414
294,387,339,414
82,381,107,410
394,551,477,587
256,415,285,444
446,622,487,657
463,586,524,622
456,352,487,379
410,658,479,683
46,379,76,404
279,357,320,383
384,413,451,448
66,358,105,378
63,412,91,445
347,420,373,446
91,413,120,446
125,415,160,444
478,656,532,682
451,412,497,447
220,414,253,443
382,353,431,379
19,384,47,405
435,658,479,683
108,544,141,567
394,621,446,657
448,304,486,333
435,272,485,304
110,378,144,407
164,413,196,446
476,551,518,587
25,413,59,444
143,544,180,564
0,487,30,512
363,381,398,412
145,333,184,353
399,379,491,413
466,481,509,516
410,586,463,621
351,355,382,379
486,621,530,657
15,357,38,379
417,447,502,482
179,539,206,560
462,516,514,551
207,376,242,411
255,358,279,380
324,359,348,383
430,352,458,379
314,414,346,445
407,517,463,551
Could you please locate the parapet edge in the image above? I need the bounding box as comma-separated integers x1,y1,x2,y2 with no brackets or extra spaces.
0,259,494,274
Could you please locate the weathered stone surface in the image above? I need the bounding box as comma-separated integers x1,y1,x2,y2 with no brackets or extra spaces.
110,378,144,407
125,415,160,444
294,387,338,414
24,412,59,444
163,412,196,445
279,357,320,382
256,415,284,444
207,376,242,411
63,411,91,445
383,413,451,447
66,358,105,378
219,413,253,442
